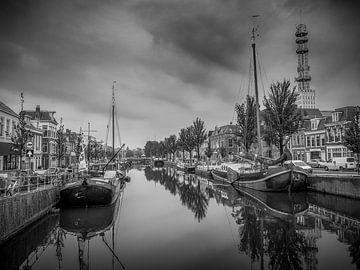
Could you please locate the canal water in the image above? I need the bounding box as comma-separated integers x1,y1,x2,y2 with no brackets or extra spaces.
1,166,360,270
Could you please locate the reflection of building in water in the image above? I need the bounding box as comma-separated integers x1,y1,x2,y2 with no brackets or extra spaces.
296,215,321,270
307,204,360,244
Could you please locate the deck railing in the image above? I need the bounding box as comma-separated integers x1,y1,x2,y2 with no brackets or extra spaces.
0,173,78,197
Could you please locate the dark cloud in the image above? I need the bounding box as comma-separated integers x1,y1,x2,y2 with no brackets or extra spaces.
1,0,359,147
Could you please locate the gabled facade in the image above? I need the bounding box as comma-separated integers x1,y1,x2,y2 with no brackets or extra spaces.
23,105,58,169
0,101,19,170
324,106,358,160
208,124,240,162
23,115,43,170
304,117,329,161
290,108,323,161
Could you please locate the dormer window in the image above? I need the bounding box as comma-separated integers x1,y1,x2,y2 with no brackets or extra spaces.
332,112,341,122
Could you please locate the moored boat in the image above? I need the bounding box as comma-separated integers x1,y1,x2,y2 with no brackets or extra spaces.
176,161,196,174
60,170,126,207
153,158,165,168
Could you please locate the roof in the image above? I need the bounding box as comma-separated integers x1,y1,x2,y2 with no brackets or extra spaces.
23,110,58,125
211,124,240,136
0,101,19,118
335,106,358,122
297,108,323,119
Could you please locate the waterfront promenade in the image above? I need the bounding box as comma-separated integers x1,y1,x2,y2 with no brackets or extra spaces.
0,173,75,244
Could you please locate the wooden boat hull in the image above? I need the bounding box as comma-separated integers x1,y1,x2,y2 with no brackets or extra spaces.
176,165,195,174
153,159,165,168
195,167,213,178
60,202,116,235
60,178,124,207
235,187,309,220
224,167,308,192
211,170,230,184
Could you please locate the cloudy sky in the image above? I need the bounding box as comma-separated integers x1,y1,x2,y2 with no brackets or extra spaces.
1,0,359,148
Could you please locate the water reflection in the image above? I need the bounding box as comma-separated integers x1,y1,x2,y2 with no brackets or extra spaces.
144,167,210,222
59,198,124,270
144,166,360,270
0,213,59,270
2,168,360,269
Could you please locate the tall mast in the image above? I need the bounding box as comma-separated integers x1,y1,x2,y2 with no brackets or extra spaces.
112,81,116,157
251,18,262,156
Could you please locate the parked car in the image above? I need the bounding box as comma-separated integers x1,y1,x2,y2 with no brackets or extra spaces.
284,160,313,174
307,159,322,168
321,157,356,171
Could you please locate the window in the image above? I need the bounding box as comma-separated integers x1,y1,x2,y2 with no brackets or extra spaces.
42,143,48,153
311,137,315,147
0,117,4,136
6,119,10,136
316,136,320,147
306,137,310,147
228,138,233,147
12,121,16,135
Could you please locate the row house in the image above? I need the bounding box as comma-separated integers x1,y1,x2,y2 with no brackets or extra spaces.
304,117,329,161
324,106,358,160
23,105,58,169
0,101,19,170
290,106,359,162
23,114,43,170
290,108,323,162
208,123,240,162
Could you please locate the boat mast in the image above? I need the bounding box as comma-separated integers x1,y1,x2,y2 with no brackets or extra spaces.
251,17,262,156
112,81,116,157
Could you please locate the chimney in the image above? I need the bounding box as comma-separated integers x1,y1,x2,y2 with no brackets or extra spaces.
35,105,40,120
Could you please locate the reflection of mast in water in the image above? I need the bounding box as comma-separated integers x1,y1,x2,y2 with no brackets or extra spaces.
59,192,126,270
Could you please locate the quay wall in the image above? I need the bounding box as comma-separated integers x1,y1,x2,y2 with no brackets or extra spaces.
307,175,360,200
0,186,59,244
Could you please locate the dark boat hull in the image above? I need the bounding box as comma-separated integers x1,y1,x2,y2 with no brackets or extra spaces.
60,178,124,207
176,165,196,174
235,187,309,220
211,170,230,183
60,202,116,235
213,166,307,192
153,159,165,167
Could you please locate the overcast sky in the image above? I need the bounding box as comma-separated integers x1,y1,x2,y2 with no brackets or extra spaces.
1,0,359,148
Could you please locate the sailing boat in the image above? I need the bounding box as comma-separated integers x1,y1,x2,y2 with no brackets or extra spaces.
60,82,127,207
212,21,308,192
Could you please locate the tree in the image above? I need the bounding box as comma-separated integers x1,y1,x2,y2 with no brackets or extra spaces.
75,134,82,163
158,140,167,158
178,127,196,164
144,141,160,157
10,112,32,170
204,140,213,169
219,146,227,161
343,107,360,174
235,95,257,152
192,117,207,160
263,79,301,155
56,123,67,167
164,135,178,161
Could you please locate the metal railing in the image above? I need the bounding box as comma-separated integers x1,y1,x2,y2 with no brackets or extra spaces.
0,173,78,197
